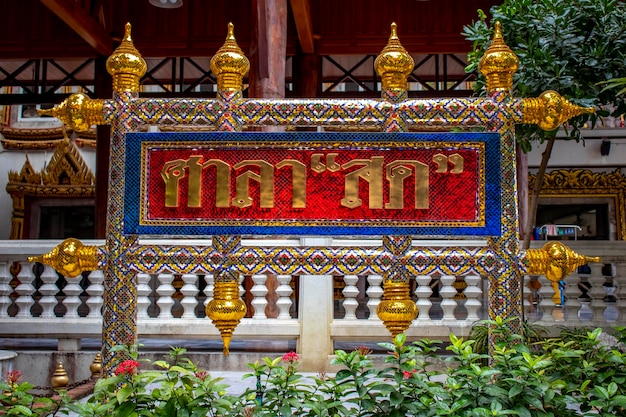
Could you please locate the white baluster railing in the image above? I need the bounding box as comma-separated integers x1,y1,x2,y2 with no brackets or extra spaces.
137,272,152,319
275,274,293,319
86,270,104,318
39,265,58,318
0,261,11,318
251,274,268,319
439,275,457,320
62,274,82,318
0,239,625,371
342,275,359,319
180,273,199,319
366,274,383,320
414,275,433,323
156,272,175,318
15,262,36,318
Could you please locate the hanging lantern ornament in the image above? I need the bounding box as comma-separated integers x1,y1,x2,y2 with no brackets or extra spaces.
376,279,418,337
206,277,247,355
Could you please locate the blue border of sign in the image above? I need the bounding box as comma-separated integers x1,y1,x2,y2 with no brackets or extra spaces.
124,131,502,237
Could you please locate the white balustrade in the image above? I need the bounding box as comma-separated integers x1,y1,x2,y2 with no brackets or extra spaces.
85,270,104,318
463,275,482,321
537,275,557,324
275,275,293,319
342,275,359,319
62,274,83,318
38,265,58,318
414,275,433,322
251,274,268,319
137,273,152,319
1,239,625,371
15,262,36,318
439,275,457,320
564,272,581,322
180,273,199,319
0,262,11,318
156,272,176,318
589,264,606,322
366,274,383,320
204,274,214,309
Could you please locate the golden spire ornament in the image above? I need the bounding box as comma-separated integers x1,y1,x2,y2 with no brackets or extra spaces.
374,23,414,93
210,23,250,93
478,21,519,93
106,23,147,93
51,362,69,389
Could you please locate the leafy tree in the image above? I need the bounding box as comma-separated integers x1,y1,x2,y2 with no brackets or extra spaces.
463,0,626,248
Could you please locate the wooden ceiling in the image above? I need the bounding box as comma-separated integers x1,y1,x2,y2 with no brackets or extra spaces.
1,0,500,59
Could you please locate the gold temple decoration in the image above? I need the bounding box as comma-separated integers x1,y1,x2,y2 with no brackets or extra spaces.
51,362,69,389
522,90,595,131
37,93,105,133
106,23,147,93
0,126,97,150
525,241,600,282
529,169,626,240
6,137,95,239
210,23,250,93
90,352,102,378
28,238,99,278
376,280,418,337
374,23,414,92
205,279,247,355
478,21,519,93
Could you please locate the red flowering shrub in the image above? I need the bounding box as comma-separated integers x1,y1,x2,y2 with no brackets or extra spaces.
281,351,300,363
114,359,140,376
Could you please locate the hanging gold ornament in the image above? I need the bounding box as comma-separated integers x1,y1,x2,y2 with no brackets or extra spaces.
376,280,418,337
205,280,247,355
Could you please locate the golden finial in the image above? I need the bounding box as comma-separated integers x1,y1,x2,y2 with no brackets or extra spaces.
51,362,69,389
376,280,418,337
525,241,600,282
210,23,250,93
205,279,247,355
37,93,105,132
478,21,519,93
28,238,99,278
106,23,147,93
90,352,102,378
522,90,596,131
374,23,415,93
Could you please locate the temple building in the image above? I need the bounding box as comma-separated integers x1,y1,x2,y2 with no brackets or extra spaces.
0,0,625,386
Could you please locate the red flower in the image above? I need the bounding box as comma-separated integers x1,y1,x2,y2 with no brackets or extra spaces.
282,351,300,363
114,360,140,376
5,370,23,385
195,370,209,381
402,369,416,379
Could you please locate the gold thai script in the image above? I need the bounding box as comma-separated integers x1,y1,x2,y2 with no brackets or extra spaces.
160,153,464,209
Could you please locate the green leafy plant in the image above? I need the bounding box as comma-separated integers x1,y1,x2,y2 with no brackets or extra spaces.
64,343,240,417
463,0,626,247
6,321,626,416
0,370,63,417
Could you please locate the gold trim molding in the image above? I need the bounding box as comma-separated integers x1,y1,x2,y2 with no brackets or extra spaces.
529,169,626,240
0,126,96,149
6,138,95,239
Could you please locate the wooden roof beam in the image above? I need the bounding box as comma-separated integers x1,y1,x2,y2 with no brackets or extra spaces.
290,0,315,53
40,0,113,56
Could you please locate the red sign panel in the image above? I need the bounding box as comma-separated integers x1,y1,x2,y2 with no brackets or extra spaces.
125,132,501,236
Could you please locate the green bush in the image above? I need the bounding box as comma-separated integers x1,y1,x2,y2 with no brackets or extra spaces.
3,321,626,416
